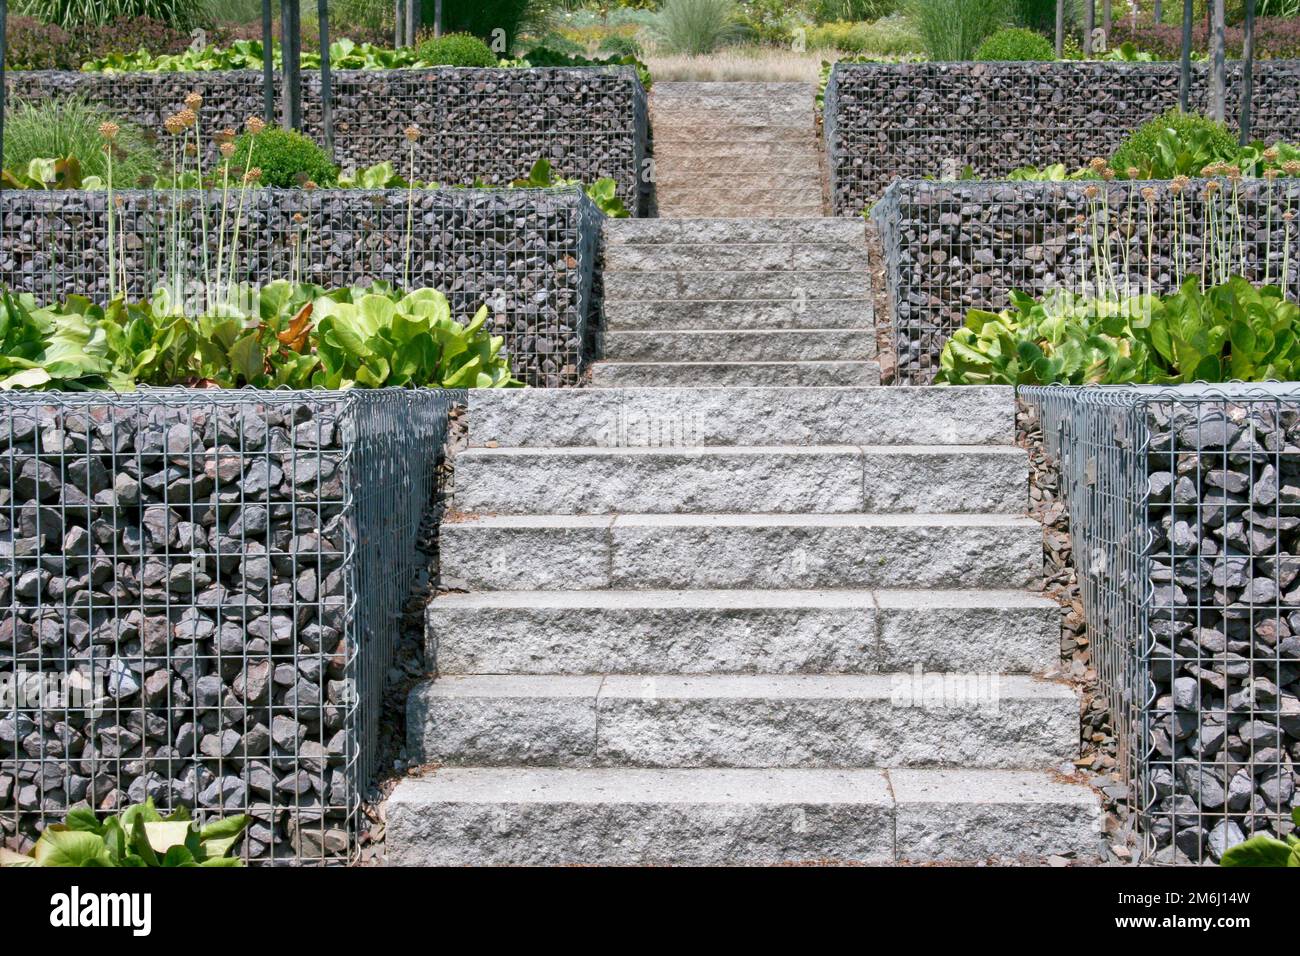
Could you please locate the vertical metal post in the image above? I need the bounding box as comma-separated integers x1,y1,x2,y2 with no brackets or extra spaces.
1209,0,1226,122
1084,0,1095,56
262,0,275,124
282,0,302,131
318,0,334,159
1055,0,1065,58
0,0,7,171
1240,0,1256,145
406,0,418,47
394,0,403,47
434,0,442,37
1102,0,1112,46
1154,0,1163,22
1179,0,1193,112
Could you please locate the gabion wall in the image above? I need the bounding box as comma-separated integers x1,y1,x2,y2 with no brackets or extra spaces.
0,388,457,864
871,178,1300,384
1024,384,1300,865
5,67,649,213
0,186,602,388
826,61,1300,213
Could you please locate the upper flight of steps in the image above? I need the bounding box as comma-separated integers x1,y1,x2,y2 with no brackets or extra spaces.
651,82,824,219
386,386,1101,866
592,218,878,387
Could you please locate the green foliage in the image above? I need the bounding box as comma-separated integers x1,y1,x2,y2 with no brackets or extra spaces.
1006,162,1094,181
12,0,209,30
905,0,1010,60
233,126,339,189
3,97,158,188
0,281,523,392
1009,0,1066,32
1111,109,1240,179
0,799,248,867
84,37,430,72
598,33,644,58
508,46,653,89
439,0,534,51
974,26,1055,60
1219,809,1300,867
936,276,1300,386
811,0,900,20
510,157,630,217
1,156,103,190
416,32,499,67
807,16,926,54
654,0,745,55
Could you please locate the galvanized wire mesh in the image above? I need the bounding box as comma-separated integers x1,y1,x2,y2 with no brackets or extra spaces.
0,186,601,388
0,386,458,864
1022,383,1300,864
871,178,1300,384
826,60,1300,212
5,67,649,212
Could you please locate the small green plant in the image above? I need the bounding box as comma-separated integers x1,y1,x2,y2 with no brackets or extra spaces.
1111,109,1240,179
415,32,499,67
1219,809,1300,866
653,0,744,55
975,26,1056,60
905,0,1011,61
3,97,158,187
233,126,339,189
511,157,629,217
0,799,248,867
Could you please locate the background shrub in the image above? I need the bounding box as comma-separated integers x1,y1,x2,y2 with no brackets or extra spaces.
654,0,745,55
1111,16,1300,59
905,0,1011,61
3,97,160,186
234,126,339,189
975,26,1056,60
12,0,210,30
437,0,534,51
598,34,644,57
1110,108,1240,174
416,32,499,66
4,15,76,69
811,0,900,19
5,14,195,69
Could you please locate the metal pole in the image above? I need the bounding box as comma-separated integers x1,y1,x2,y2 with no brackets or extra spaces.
406,0,417,47
281,0,302,131
434,0,442,37
1179,0,1193,112
1102,0,1112,46
262,0,274,124
0,0,7,172
1055,0,1065,59
394,0,403,47
318,0,333,159
1154,0,1163,23
1209,0,1226,122
1083,0,1095,56
1240,0,1256,145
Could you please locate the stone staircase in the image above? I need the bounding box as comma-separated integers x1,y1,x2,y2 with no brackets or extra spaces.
592,218,878,387
650,82,824,218
386,386,1101,866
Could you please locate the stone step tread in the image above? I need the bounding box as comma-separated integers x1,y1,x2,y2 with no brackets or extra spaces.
603,243,866,273
651,144,821,160
589,360,881,388
603,300,870,330
606,218,863,243
604,272,869,300
654,185,823,200
386,768,1099,865
427,588,1056,611
445,513,1039,529
420,670,1070,699
464,385,1016,447
602,328,874,361
653,81,817,94
429,588,1057,675
653,206,827,219
653,129,816,144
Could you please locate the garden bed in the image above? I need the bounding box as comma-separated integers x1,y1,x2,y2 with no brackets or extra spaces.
869,178,1300,384
4,67,650,214
826,60,1300,212
0,185,602,388
0,386,459,864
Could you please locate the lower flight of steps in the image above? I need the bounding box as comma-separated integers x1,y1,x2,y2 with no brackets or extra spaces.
386,386,1101,866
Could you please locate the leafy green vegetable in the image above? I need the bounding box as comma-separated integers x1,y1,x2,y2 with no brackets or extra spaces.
0,281,523,391
1,799,248,867
1219,809,1300,867
936,275,1300,386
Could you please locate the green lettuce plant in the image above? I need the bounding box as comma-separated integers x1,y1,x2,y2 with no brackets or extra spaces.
1219,809,1300,867
0,799,248,867
936,275,1300,386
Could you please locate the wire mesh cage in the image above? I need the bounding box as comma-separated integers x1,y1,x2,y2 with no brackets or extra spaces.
871,178,1300,384
5,67,649,213
1022,383,1300,864
0,386,459,864
0,186,602,388
826,60,1300,213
